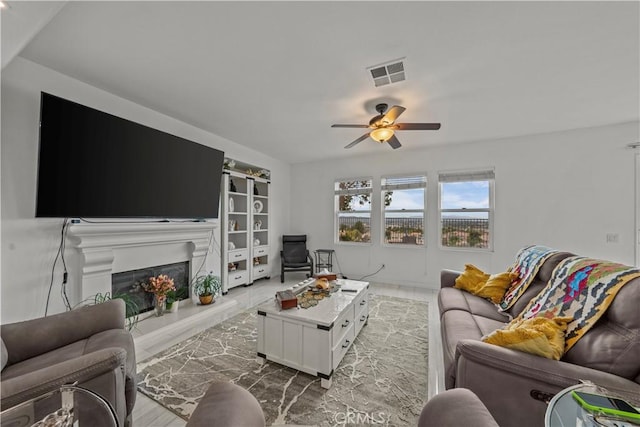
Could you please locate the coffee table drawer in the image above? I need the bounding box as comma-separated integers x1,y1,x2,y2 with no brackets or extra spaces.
354,292,368,315
332,325,355,370
332,306,354,347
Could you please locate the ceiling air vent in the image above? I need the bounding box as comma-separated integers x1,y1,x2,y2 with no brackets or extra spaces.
367,58,406,87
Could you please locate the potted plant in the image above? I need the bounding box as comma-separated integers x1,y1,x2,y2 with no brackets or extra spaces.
142,274,176,316
165,286,188,313
192,273,222,305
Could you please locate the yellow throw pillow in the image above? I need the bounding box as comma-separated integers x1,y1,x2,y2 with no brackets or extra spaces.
474,271,518,303
454,264,490,293
482,316,573,360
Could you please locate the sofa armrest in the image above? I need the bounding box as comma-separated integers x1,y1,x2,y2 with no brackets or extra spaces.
456,340,640,396
454,339,640,427
441,270,461,288
1,300,125,364
0,347,127,410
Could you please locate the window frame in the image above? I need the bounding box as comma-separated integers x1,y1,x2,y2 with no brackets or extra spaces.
438,169,495,251
380,174,427,247
334,177,373,245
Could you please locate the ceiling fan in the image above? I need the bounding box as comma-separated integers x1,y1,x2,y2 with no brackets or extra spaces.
331,103,441,149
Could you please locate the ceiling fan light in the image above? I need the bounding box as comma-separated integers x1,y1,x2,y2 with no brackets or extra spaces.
370,127,394,142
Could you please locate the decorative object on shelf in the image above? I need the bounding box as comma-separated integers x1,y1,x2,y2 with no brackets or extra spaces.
228,241,235,250
228,197,234,212
254,257,260,266
229,179,237,192
223,158,236,170
254,220,262,230
228,263,237,271
142,274,176,317
254,238,260,246
259,169,270,179
254,185,259,196
253,200,263,213
228,219,236,232
192,273,221,305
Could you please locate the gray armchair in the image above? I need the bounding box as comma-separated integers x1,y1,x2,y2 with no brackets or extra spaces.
1,299,136,426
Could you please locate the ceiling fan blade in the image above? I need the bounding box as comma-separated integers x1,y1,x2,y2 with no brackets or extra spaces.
395,123,441,130
387,134,402,149
381,105,406,125
344,133,371,149
331,124,370,128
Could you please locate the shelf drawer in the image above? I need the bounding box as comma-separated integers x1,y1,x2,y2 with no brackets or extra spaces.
228,270,249,287
253,246,268,257
253,264,269,279
228,249,249,263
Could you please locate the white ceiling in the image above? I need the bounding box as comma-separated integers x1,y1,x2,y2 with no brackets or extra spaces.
3,1,639,164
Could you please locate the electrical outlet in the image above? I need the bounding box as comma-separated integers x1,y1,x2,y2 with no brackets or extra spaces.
606,233,619,244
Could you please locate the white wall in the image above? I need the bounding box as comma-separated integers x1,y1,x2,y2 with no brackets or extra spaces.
290,122,639,288
1,57,291,323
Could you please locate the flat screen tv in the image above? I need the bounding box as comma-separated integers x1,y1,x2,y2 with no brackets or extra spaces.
36,92,225,219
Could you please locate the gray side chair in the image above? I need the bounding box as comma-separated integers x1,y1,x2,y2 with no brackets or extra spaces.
1,299,136,427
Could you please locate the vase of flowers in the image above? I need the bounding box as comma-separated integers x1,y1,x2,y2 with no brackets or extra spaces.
143,274,176,317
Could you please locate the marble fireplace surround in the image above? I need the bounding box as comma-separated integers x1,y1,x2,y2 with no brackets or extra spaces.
67,221,217,305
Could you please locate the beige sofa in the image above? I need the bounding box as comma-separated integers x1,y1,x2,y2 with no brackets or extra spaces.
1,299,136,426
438,251,640,427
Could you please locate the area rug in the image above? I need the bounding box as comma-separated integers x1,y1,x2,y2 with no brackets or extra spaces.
137,295,428,426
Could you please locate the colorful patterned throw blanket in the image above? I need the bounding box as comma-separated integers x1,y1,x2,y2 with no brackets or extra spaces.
499,245,559,311
518,256,640,352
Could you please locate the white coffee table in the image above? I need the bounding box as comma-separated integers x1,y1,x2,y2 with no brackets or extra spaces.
256,278,369,388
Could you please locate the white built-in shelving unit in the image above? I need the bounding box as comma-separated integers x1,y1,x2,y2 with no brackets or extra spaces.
220,161,270,293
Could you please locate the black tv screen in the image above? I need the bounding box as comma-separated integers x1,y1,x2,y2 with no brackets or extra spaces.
36,92,224,219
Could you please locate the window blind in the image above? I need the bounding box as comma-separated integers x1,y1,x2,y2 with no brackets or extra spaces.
438,170,494,183
381,175,427,190
334,178,372,195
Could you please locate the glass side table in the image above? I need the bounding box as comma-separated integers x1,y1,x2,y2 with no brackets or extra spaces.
546,383,640,427
1,384,118,427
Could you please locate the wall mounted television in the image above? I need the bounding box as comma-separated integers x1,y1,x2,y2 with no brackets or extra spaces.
36,92,225,219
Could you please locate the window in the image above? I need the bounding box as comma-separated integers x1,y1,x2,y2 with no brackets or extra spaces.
381,175,426,246
335,178,372,243
439,170,494,250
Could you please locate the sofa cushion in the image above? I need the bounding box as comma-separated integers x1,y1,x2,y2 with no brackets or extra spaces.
1,329,134,380
441,310,506,388
505,281,546,318
482,316,572,360
1,341,87,380
475,272,517,304
439,288,511,322
563,278,640,381
1,338,8,371
454,264,490,292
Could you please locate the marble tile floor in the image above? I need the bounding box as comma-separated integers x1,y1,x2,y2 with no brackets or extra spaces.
131,274,444,427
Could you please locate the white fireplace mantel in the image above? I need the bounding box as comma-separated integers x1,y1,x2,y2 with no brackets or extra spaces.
68,221,218,302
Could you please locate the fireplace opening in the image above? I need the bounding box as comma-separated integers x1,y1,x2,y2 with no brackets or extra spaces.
112,261,190,315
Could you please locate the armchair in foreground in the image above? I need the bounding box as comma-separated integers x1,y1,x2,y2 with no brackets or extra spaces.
0,299,136,426
280,235,314,283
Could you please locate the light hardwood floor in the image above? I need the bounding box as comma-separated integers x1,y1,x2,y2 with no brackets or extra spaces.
131,275,444,426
